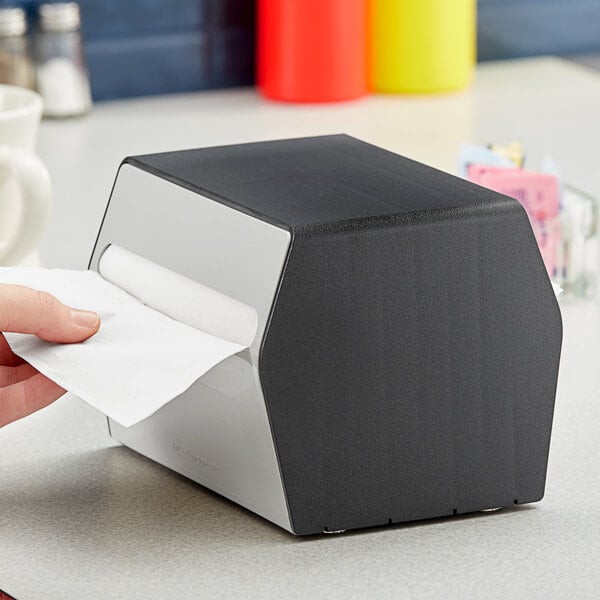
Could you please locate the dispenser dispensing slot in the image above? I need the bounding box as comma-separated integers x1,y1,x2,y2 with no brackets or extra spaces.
98,244,259,347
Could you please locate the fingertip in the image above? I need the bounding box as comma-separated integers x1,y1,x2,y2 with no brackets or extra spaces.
38,309,101,344
0,285,101,344
68,309,100,342
70,309,100,330
79,314,101,340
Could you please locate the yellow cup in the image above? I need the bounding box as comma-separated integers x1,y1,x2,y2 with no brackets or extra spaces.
368,0,476,93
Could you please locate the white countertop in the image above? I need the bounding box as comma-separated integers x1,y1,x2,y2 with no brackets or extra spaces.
2,57,600,599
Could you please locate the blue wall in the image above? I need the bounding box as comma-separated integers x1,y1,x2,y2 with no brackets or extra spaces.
478,0,600,60
1,0,255,100
2,0,599,100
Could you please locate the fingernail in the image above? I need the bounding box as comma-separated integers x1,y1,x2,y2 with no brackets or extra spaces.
71,309,100,329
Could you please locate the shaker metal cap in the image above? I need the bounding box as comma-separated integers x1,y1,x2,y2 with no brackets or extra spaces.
0,8,27,37
39,2,81,32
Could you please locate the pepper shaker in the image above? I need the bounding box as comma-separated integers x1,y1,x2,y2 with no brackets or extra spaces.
35,2,92,118
0,7,35,89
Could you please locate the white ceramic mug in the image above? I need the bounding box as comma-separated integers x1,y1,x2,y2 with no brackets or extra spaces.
0,84,51,266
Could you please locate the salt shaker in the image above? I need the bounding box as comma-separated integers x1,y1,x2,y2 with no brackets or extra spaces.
0,7,35,89
35,2,92,118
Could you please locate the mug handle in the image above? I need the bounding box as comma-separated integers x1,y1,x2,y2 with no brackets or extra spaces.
0,145,52,266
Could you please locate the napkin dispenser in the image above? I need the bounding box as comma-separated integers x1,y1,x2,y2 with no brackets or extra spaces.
88,135,562,535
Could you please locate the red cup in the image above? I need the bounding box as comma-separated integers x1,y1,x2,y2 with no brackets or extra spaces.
258,0,367,103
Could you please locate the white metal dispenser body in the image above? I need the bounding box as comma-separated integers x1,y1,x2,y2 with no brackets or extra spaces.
90,164,294,532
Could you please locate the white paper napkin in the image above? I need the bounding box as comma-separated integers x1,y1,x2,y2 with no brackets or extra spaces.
0,265,251,427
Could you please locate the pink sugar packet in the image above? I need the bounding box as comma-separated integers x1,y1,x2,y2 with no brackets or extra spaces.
467,165,560,220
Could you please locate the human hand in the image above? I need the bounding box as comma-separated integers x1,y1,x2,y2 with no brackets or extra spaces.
0,284,100,427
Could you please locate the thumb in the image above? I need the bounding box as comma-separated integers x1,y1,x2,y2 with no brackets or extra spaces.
0,284,100,343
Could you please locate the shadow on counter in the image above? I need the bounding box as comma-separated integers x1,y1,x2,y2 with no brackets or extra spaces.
1,444,534,552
